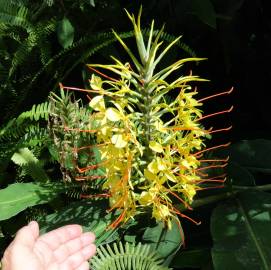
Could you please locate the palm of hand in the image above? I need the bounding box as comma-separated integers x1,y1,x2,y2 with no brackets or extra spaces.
2,222,96,270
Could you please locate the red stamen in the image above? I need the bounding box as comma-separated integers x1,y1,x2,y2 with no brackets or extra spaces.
192,173,227,184
196,163,228,171
88,65,118,82
199,157,229,163
196,185,225,190
170,207,201,225
198,87,234,103
204,173,227,180
194,142,231,156
173,216,185,248
164,127,202,131
62,85,101,94
108,209,127,229
207,126,232,135
197,177,226,184
76,161,107,173
167,189,192,210
196,170,209,177
197,106,233,121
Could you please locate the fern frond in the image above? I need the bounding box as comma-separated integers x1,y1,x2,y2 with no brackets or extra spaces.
9,19,56,76
90,242,172,270
0,101,50,142
0,1,31,30
11,147,50,182
22,126,49,147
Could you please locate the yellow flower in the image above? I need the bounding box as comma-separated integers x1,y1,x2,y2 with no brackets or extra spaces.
73,9,231,231
152,204,172,222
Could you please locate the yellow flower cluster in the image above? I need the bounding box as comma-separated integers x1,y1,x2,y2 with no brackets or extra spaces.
88,71,207,228
81,9,213,229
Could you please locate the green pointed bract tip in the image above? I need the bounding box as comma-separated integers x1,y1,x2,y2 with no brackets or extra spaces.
112,30,143,72
144,25,164,69
125,7,147,65
137,5,143,32
146,20,155,56
153,36,182,67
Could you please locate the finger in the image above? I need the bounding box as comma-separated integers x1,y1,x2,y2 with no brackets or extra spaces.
38,225,83,250
76,261,90,270
53,232,95,263
14,221,39,247
59,244,96,270
29,221,39,238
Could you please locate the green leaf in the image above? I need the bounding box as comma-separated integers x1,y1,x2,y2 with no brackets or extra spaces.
227,162,256,186
57,17,74,48
190,0,217,29
89,0,95,7
0,183,62,221
224,139,271,173
170,248,212,268
211,191,271,270
142,220,183,263
39,200,121,246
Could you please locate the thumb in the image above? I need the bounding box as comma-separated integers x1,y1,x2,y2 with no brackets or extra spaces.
14,221,40,247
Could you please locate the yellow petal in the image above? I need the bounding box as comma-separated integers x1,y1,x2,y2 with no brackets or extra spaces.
106,107,122,122
147,159,158,174
180,159,190,169
149,141,164,153
89,95,105,111
111,134,127,148
183,184,196,202
90,74,103,90
138,191,153,205
157,157,167,171
164,172,177,182
152,204,171,221
144,169,156,181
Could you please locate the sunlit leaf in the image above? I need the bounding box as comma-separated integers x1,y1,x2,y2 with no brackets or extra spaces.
39,200,120,246
0,183,62,220
142,220,183,263
211,191,271,269
57,17,74,48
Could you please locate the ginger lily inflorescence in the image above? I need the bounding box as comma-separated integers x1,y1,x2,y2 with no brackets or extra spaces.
63,9,232,229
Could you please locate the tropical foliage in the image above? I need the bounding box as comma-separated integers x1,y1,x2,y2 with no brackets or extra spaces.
1,1,271,270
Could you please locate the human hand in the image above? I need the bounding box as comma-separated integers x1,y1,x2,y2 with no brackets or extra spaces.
1,221,96,270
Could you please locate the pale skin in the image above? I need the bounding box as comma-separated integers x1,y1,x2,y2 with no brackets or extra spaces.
1,221,96,270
